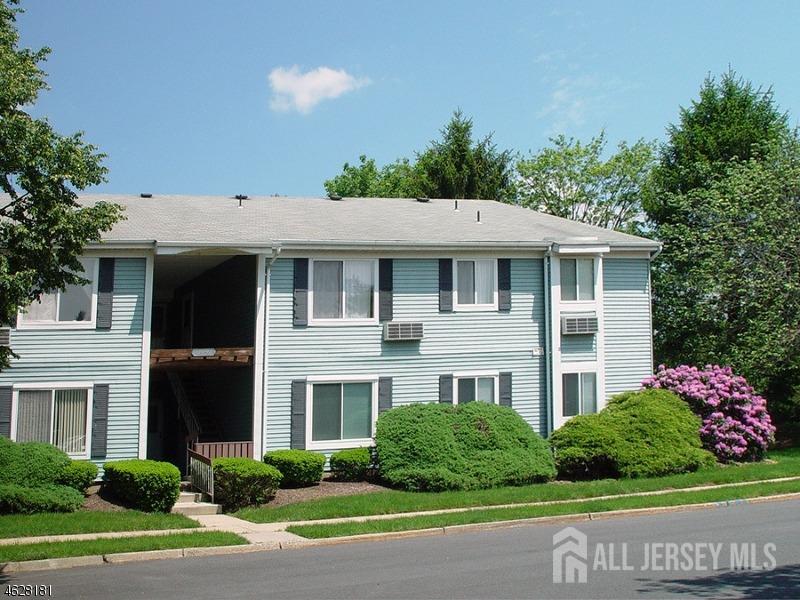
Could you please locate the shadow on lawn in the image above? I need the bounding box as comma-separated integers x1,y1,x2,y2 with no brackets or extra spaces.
638,564,800,598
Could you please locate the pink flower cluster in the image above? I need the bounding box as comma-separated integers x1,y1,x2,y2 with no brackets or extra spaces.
642,365,775,462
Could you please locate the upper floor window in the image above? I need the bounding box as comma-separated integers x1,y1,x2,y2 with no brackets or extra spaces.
561,258,594,301
562,372,597,417
18,258,98,328
310,260,377,323
14,386,91,457
455,259,497,310
456,374,498,404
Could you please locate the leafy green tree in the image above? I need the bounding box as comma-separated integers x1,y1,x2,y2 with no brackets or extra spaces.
0,0,121,369
646,71,797,397
515,132,655,232
324,155,419,198
324,110,515,200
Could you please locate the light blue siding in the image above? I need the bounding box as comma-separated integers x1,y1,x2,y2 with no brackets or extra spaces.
265,257,548,450
0,258,146,464
561,334,596,362
603,258,653,398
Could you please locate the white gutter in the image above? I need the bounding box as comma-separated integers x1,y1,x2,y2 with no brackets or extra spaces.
543,243,554,436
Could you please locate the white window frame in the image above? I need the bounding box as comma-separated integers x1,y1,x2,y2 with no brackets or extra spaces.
561,370,598,418
305,375,379,450
453,371,499,404
308,259,379,326
560,257,596,304
10,382,94,459
16,258,100,330
453,258,499,312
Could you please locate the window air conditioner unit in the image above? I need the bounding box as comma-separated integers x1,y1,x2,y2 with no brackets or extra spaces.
383,322,424,341
561,316,598,335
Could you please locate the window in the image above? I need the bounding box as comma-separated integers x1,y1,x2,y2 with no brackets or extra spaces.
309,380,376,447
455,259,497,309
19,258,97,327
14,387,91,457
562,372,597,417
561,258,594,301
456,374,498,404
311,260,376,322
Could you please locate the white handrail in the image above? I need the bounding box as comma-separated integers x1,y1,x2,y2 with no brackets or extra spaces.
166,371,201,440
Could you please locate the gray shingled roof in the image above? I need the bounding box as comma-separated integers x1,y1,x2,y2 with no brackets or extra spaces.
78,194,659,250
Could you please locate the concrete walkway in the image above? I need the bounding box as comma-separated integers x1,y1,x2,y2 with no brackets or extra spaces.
188,513,308,546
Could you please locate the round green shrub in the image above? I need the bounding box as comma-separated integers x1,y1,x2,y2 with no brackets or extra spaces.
376,402,556,492
263,450,325,487
213,457,282,511
0,483,84,514
0,437,70,486
330,447,372,481
57,461,99,494
550,389,717,480
103,459,181,513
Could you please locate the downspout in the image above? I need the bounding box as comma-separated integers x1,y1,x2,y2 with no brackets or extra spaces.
259,244,282,456
543,243,555,436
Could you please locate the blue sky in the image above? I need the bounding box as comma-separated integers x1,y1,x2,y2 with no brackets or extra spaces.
18,1,800,197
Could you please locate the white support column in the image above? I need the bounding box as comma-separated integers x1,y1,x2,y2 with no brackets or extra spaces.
550,256,564,430
251,254,267,460
595,255,607,407
137,252,155,459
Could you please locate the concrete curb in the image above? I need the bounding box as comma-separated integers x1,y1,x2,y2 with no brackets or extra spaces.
0,543,275,573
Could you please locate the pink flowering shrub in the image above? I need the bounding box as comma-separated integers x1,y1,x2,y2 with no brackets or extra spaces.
642,365,775,462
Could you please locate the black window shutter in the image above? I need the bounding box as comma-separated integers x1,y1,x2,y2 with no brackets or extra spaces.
439,374,453,404
379,259,393,322
91,384,109,459
439,259,453,312
0,328,9,347
499,372,512,407
291,380,306,449
96,258,115,330
0,386,11,438
378,377,393,414
498,259,511,312
293,259,309,326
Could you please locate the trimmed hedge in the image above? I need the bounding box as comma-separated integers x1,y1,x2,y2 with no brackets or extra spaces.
103,460,181,513
213,458,282,511
57,461,99,494
376,402,556,492
0,484,84,514
550,389,717,480
330,448,372,481
263,450,325,488
0,437,70,486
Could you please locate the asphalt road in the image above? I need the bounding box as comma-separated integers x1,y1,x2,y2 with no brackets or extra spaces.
5,499,800,599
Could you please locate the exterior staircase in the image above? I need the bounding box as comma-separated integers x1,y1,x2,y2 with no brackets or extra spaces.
171,481,222,516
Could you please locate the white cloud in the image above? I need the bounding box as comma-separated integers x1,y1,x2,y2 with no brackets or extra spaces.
268,66,370,114
537,76,592,132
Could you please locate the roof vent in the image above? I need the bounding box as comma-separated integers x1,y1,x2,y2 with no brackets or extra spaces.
140,193,152,198
235,194,248,200
328,194,343,201
416,196,429,203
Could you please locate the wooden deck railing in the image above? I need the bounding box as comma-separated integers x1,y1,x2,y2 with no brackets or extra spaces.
187,448,214,503
192,441,254,460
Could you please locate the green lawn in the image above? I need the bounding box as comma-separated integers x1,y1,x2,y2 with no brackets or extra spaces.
287,478,800,539
237,447,800,524
0,531,247,563
0,511,198,539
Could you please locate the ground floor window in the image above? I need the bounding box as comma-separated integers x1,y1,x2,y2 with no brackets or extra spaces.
562,372,597,417
14,387,91,456
310,380,375,446
455,374,498,404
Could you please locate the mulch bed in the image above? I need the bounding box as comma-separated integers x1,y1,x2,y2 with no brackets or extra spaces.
81,484,127,512
267,478,390,507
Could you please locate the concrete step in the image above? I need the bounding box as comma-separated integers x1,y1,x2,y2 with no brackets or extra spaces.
171,501,222,516
178,491,202,503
